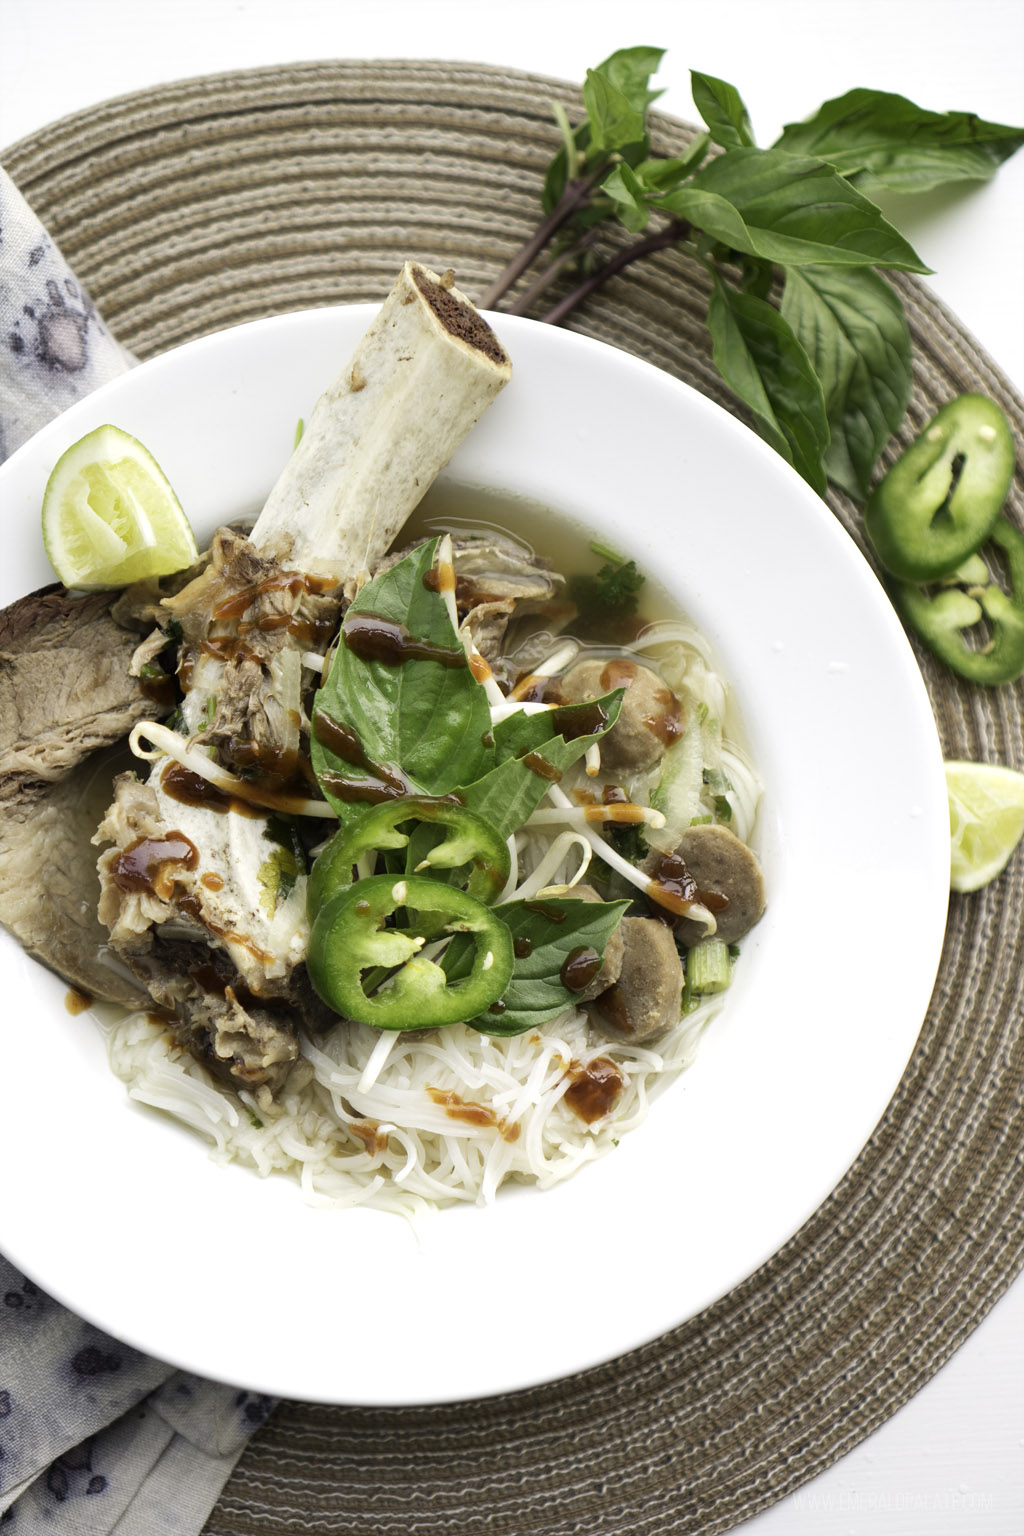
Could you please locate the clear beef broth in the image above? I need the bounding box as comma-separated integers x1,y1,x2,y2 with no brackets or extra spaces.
409,482,750,750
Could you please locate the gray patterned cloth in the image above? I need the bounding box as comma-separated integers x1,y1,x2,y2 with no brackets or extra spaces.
0,166,276,1530
0,168,134,464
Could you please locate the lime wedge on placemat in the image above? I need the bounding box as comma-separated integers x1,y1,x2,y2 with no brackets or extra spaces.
946,759,1024,892
42,423,197,590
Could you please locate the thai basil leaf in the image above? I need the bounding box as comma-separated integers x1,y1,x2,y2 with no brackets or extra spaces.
691,70,756,149
446,896,631,1036
657,148,930,271
601,162,653,232
774,89,1024,193
582,68,648,156
458,693,623,842
739,255,775,299
595,46,666,114
629,137,712,192
707,274,830,494
311,539,493,814
542,48,663,214
780,265,912,500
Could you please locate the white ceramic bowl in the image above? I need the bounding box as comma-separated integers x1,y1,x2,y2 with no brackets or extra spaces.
0,308,949,1404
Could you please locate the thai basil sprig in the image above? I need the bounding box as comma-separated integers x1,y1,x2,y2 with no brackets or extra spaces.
480,48,1024,500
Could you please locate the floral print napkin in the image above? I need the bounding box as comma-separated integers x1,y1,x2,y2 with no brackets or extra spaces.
0,165,275,1533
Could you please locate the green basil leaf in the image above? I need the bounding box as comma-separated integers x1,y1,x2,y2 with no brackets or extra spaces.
691,70,756,149
658,148,930,271
601,162,653,232
458,693,622,842
629,136,712,192
774,89,1024,193
780,265,912,500
463,896,631,1036
582,68,648,156
707,275,830,494
594,46,666,114
739,255,775,298
311,539,493,813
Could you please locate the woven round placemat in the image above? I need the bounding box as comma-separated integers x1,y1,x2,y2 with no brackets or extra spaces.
5,60,1023,1536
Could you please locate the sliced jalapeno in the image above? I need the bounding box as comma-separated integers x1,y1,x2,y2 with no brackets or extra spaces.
866,395,1015,583
893,518,1024,686
307,873,514,1029
307,798,510,916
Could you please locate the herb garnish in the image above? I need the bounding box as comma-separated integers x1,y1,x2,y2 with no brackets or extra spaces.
480,48,1024,500
308,539,629,1032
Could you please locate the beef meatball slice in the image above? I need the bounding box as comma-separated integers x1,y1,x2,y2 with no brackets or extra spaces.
558,657,681,775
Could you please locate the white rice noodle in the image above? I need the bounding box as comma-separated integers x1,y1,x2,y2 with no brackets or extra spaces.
99,578,756,1221
719,743,763,846
104,997,719,1218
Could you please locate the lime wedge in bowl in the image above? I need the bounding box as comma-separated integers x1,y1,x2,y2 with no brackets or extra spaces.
946,759,1024,893
41,423,198,590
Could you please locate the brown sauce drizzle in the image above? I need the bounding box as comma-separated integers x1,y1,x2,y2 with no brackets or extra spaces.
509,671,549,704
160,758,324,821
317,772,411,806
427,1088,521,1142
199,634,263,667
521,750,562,783
645,687,685,747
469,652,493,685
111,832,199,899
160,762,265,818
525,900,565,921
553,699,612,742
643,850,730,922
201,571,337,657
344,610,467,669
422,559,456,596
312,706,421,804
201,872,225,892
600,658,639,690
138,669,177,710
513,937,533,959
560,945,603,993
563,1057,624,1123
211,570,335,622
644,850,698,918
221,736,318,794
349,1119,388,1154
176,894,277,968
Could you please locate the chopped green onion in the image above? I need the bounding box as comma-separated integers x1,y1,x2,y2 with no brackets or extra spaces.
687,938,731,994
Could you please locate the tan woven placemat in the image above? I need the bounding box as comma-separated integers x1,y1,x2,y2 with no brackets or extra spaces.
5,60,1023,1536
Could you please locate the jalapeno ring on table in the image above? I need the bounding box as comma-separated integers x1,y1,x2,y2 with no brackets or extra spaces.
865,394,1015,583
892,517,1024,687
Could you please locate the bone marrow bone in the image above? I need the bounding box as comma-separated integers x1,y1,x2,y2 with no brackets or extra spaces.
251,261,512,586
411,265,510,366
